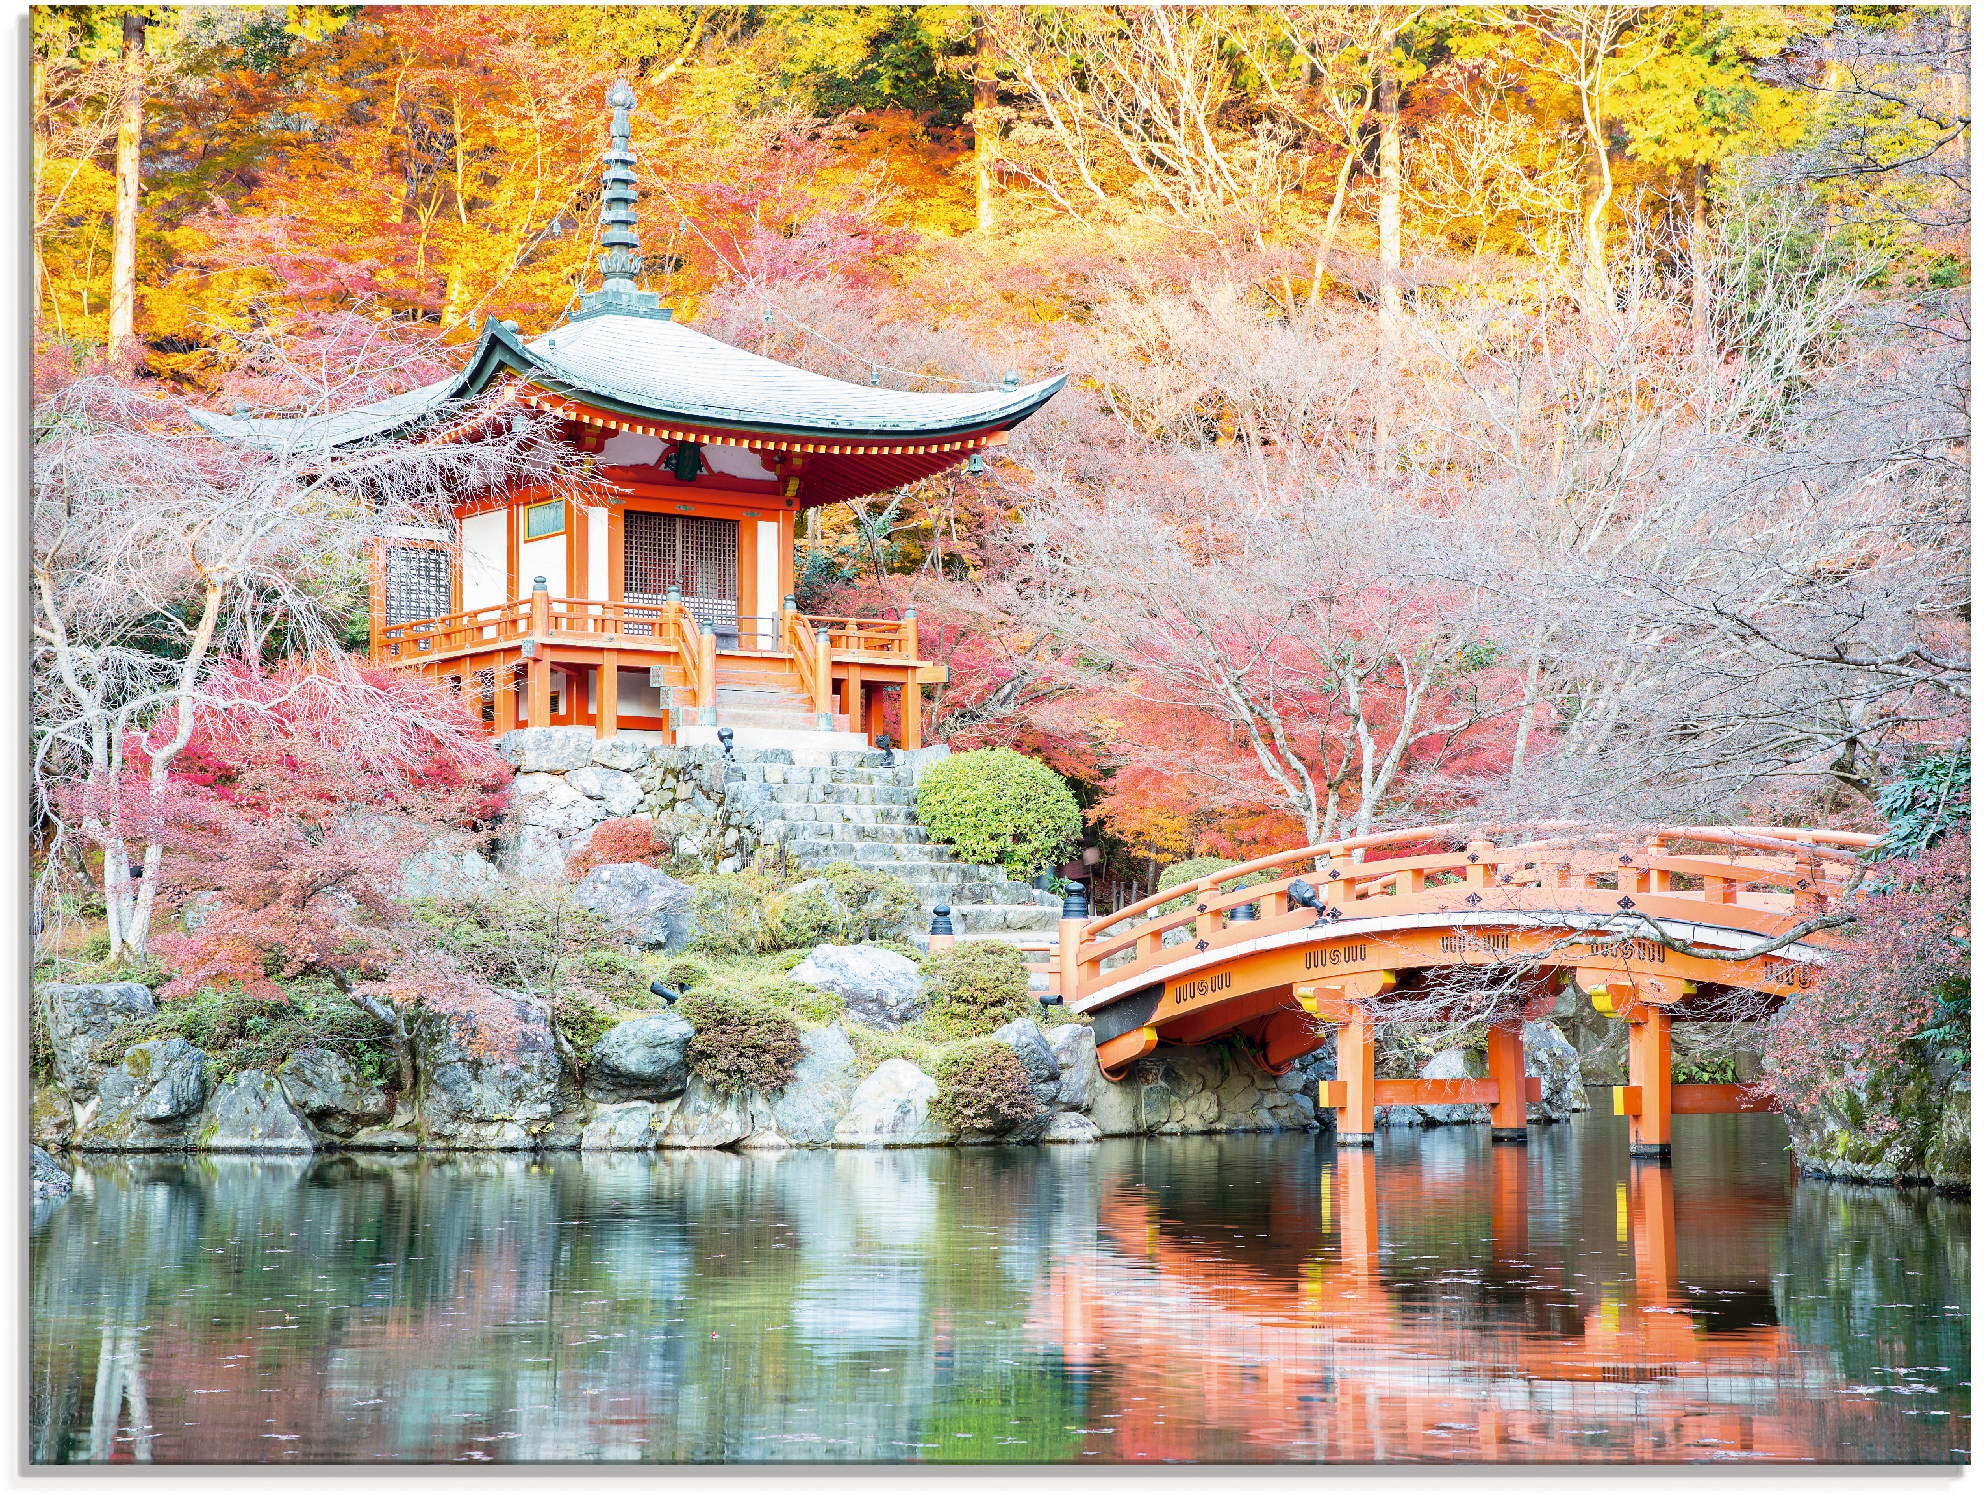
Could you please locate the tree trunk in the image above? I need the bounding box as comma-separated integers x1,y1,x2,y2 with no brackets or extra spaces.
1375,54,1402,462
1376,58,1402,333
107,11,145,364
972,14,997,234
31,48,46,327
1690,160,1710,353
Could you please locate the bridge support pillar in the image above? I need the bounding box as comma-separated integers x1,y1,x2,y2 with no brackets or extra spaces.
1485,1020,1527,1143
1626,1007,1674,1158
1332,1009,1376,1146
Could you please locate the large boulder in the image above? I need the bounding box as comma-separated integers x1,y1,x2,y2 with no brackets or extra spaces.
573,864,696,951
496,726,595,774
1041,1111,1101,1144
277,1048,392,1138
992,1018,1063,1123
790,945,926,1031
1089,1045,1318,1137
1523,1020,1586,1122
40,981,155,1099
196,1070,315,1152
767,1024,859,1146
658,1077,772,1149
1782,1056,1971,1189
412,992,561,1148
590,735,652,772
586,1012,694,1100
30,1086,73,1150
1045,1024,1099,1112
398,836,507,901
1414,1047,1491,1126
512,773,603,836
80,1037,209,1148
567,765,645,818
833,1059,952,1147
581,1099,665,1150
498,823,569,882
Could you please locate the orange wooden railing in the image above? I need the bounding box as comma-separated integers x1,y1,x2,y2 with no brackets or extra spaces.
1055,822,1880,1008
782,607,833,726
807,610,919,659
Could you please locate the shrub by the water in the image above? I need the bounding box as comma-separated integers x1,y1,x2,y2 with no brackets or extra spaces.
921,940,1033,1039
915,748,1083,878
89,983,398,1085
930,1040,1042,1135
677,988,806,1093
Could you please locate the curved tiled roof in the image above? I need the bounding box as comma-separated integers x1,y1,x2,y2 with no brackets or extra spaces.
194,311,1064,451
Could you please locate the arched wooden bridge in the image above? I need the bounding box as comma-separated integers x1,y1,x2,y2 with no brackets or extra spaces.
1041,824,1877,1156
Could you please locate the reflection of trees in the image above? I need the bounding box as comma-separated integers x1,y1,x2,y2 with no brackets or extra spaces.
27,1128,1969,1466
1775,1181,1970,1401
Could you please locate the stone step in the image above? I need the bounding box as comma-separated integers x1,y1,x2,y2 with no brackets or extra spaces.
780,822,931,847
772,803,920,826
942,902,1064,933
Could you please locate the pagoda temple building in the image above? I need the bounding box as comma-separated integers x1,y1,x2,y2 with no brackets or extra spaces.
200,81,1062,751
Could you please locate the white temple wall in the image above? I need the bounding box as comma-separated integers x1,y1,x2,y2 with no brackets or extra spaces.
460,510,507,611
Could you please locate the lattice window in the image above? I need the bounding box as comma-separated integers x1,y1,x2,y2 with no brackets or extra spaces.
624,511,737,631
384,545,452,625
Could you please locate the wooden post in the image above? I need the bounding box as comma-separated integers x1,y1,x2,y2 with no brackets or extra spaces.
899,681,923,749
1626,1007,1673,1157
1057,886,1086,1008
494,655,519,733
598,653,618,739
901,604,920,662
526,578,551,729
1335,1008,1376,1145
812,628,833,728
1485,1020,1527,1142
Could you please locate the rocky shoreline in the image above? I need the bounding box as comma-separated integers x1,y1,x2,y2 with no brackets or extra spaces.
31,975,1598,1160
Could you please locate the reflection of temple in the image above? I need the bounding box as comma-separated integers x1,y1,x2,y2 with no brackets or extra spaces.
1025,1141,1855,1462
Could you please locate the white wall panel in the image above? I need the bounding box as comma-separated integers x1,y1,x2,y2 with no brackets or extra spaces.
460,510,507,611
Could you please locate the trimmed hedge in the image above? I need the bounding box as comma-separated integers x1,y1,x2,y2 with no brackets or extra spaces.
915,748,1083,878
689,864,921,956
676,989,806,1093
922,940,1033,1040
930,1040,1043,1135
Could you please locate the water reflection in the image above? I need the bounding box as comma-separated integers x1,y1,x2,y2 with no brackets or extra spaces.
30,1116,1968,1464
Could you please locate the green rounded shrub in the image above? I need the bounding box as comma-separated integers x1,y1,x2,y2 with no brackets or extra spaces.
687,872,786,956
1158,856,1240,892
931,1040,1043,1135
915,748,1083,878
677,989,806,1093
922,940,1033,1040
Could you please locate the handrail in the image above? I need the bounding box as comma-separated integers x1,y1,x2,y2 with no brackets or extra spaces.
661,602,708,714
782,607,812,695
804,613,916,658
1066,822,1878,1007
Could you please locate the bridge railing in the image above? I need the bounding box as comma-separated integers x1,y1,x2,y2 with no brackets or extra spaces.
1062,823,1880,1009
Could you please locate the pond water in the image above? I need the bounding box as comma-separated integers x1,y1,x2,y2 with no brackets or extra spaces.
30,1111,1968,1465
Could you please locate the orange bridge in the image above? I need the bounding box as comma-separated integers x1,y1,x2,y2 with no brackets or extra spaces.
1042,824,1876,1156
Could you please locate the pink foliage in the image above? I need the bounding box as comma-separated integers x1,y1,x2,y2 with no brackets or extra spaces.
1761,835,1970,1128
139,660,512,1001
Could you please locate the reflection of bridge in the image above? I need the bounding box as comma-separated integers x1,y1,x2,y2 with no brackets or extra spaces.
1045,825,1875,1156
1029,1144,1831,1461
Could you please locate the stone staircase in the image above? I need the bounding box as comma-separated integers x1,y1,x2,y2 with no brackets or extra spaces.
721,748,1064,947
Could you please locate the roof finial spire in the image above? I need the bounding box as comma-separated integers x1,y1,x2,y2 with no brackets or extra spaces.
576,79,667,322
